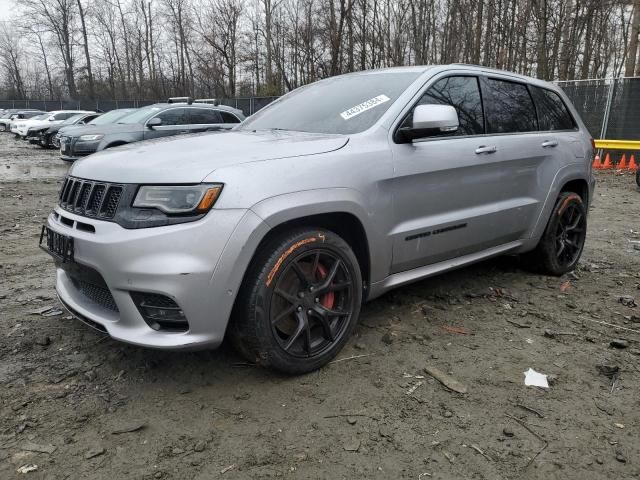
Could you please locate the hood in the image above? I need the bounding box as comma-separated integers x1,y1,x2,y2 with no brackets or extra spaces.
70,130,349,183
64,123,144,138
45,124,63,134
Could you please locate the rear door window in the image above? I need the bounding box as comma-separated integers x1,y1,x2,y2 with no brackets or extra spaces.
530,86,576,131
220,111,241,123
482,78,537,133
54,113,77,121
188,108,223,124
413,76,484,136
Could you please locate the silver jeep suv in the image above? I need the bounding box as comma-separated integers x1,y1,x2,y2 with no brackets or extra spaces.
42,65,595,373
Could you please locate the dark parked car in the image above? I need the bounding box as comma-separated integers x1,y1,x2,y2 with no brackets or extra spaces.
53,109,136,149
28,112,102,148
59,101,244,161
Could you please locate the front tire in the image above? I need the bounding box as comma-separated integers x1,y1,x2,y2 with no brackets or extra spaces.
230,228,363,374
523,192,587,275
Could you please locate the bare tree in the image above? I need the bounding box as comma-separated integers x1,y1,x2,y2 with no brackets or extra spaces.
0,23,26,99
0,0,636,101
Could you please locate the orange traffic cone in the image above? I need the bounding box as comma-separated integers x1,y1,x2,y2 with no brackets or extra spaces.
619,154,628,169
602,153,613,170
629,154,638,171
592,155,602,169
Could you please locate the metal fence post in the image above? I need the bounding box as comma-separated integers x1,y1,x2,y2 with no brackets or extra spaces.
601,78,615,140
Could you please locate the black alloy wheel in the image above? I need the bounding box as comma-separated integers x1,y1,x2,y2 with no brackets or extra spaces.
523,192,587,275
231,228,362,373
270,249,354,358
554,197,587,268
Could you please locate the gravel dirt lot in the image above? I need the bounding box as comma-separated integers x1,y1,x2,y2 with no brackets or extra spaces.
1,132,639,480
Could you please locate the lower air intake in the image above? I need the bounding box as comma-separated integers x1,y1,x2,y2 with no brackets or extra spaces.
130,292,188,332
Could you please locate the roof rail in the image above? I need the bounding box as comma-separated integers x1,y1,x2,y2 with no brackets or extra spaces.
167,96,193,104
194,98,220,106
450,63,482,68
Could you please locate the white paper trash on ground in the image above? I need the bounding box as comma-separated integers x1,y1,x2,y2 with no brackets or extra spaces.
524,368,549,388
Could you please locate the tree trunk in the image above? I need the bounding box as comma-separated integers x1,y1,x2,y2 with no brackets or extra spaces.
626,0,640,77
77,0,95,99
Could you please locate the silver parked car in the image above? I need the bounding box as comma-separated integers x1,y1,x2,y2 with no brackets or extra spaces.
42,65,595,373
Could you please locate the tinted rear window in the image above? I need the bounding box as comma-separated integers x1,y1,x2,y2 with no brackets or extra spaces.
483,79,537,134
530,86,576,131
220,111,240,123
54,113,78,120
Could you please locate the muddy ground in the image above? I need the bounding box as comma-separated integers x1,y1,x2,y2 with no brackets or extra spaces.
0,132,639,480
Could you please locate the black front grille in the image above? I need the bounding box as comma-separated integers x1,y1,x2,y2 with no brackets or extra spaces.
59,177,123,219
71,278,119,312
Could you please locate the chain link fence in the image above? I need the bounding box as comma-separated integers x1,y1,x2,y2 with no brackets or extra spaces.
557,77,640,140
0,96,279,117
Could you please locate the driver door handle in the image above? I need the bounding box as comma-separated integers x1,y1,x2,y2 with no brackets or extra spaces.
475,145,497,155
542,140,558,148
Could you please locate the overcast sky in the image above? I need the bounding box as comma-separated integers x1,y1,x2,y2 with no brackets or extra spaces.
0,0,18,21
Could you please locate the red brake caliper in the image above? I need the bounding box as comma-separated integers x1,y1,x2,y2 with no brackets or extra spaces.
315,264,335,309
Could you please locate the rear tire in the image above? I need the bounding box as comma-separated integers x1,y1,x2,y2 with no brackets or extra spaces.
523,192,587,276
230,228,363,374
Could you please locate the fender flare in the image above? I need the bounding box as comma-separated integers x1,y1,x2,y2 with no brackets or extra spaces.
249,188,386,279
209,188,388,331
528,163,592,245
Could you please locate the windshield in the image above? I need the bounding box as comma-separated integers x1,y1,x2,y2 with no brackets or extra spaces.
239,71,421,134
89,109,134,125
29,114,49,121
117,106,163,124
62,114,84,125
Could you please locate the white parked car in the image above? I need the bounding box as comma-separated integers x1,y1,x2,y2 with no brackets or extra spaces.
6,111,46,133
14,111,93,138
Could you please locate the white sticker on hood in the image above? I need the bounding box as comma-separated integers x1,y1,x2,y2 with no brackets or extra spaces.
340,94,390,120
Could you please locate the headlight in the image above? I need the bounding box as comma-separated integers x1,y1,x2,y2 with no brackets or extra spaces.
133,184,223,214
78,134,104,141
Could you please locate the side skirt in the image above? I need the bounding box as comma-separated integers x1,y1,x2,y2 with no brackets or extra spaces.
367,240,523,300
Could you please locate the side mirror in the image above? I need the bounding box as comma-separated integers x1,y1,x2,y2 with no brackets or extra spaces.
397,104,459,142
147,117,162,129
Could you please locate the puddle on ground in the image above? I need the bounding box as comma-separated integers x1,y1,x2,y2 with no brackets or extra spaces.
0,159,69,181
0,135,69,181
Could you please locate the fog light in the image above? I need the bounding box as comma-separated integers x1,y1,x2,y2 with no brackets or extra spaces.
130,292,188,332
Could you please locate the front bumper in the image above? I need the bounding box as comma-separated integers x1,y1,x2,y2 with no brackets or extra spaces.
27,131,44,143
59,136,99,161
47,206,267,349
15,126,29,137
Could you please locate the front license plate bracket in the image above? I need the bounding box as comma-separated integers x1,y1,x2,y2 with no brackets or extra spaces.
39,225,74,263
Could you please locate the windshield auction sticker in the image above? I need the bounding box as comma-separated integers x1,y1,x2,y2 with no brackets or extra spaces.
340,94,390,120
